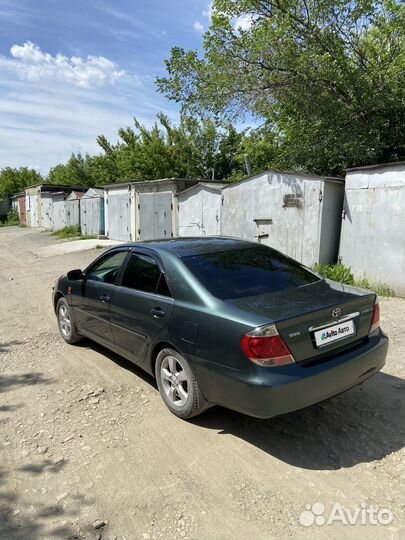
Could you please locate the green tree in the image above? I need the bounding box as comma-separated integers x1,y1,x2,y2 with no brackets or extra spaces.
35,114,252,187
0,167,43,197
48,153,97,187
157,0,405,174
97,114,245,182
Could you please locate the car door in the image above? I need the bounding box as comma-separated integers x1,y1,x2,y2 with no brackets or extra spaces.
109,250,175,364
72,249,129,344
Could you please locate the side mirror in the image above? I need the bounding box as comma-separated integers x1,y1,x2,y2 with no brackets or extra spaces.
67,269,84,280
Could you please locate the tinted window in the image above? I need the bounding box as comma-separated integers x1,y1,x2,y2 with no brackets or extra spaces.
182,247,320,299
86,251,128,283
156,274,171,297
121,253,163,294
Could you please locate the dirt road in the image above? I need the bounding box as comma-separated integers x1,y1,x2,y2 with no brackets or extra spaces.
0,227,404,540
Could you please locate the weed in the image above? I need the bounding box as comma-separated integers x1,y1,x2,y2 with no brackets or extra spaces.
314,262,394,297
51,225,81,238
313,262,354,285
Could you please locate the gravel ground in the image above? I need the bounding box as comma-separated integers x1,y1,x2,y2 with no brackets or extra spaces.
0,226,404,540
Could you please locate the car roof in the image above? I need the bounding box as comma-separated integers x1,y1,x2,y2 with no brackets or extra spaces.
121,237,257,257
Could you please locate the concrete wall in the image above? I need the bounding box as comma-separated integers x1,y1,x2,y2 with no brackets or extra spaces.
339,165,405,296
221,171,343,267
178,185,223,236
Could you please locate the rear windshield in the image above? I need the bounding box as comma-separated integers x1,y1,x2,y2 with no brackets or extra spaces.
182,246,320,299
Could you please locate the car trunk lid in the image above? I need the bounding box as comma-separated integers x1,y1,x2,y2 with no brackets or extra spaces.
227,280,375,362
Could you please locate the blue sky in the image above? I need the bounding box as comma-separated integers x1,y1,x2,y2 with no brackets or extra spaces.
0,0,213,173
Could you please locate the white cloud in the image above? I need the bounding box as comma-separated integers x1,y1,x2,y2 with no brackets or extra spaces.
0,65,179,173
193,21,205,33
202,2,213,21
0,42,124,89
233,14,255,31
93,2,163,40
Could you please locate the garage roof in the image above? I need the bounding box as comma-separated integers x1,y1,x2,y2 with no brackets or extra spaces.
103,178,198,189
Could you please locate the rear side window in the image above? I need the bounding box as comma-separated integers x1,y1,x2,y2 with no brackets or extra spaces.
182,246,320,299
121,253,171,296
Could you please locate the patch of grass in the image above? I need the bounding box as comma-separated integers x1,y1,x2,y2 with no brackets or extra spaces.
314,262,394,297
51,225,81,238
354,278,394,297
313,262,355,285
51,225,97,241
95,244,104,249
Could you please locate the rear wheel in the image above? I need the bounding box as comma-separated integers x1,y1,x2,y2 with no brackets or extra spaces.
57,297,82,344
155,348,208,419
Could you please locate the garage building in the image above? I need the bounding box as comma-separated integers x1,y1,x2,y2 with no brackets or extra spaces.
10,193,26,225
80,188,105,236
104,179,197,241
65,191,84,228
24,184,86,229
177,182,228,237
339,162,405,296
221,170,345,267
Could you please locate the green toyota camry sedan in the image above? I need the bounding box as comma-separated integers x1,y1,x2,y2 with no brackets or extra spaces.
53,237,388,420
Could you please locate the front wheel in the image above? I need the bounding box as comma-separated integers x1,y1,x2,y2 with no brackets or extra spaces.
56,297,83,344
155,348,208,419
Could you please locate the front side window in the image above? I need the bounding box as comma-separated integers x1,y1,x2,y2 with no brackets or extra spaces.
182,246,320,299
121,253,170,296
86,251,128,284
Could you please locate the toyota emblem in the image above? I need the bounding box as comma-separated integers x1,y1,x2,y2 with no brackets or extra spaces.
332,307,341,318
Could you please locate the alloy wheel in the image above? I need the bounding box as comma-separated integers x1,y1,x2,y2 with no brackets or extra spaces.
58,304,72,338
160,355,189,407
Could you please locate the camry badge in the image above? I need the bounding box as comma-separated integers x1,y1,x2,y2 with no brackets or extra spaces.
332,307,341,318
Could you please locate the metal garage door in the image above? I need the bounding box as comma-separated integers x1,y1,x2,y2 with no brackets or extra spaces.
53,197,67,230
81,197,104,236
66,199,80,227
108,193,131,241
29,194,38,227
41,195,53,229
18,197,26,225
139,192,172,240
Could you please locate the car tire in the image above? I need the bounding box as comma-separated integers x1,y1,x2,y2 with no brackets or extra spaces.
155,348,209,419
56,297,83,345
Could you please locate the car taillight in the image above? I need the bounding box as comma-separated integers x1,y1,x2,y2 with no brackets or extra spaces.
369,297,380,334
241,324,295,367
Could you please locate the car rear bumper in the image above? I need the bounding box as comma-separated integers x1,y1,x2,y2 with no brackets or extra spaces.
193,330,389,418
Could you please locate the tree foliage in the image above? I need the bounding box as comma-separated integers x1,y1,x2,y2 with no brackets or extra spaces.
157,0,405,174
1,115,259,193
45,114,249,186
48,154,97,187
0,167,44,197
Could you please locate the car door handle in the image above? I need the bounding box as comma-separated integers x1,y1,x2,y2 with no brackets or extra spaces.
151,307,165,318
100,294,110,303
